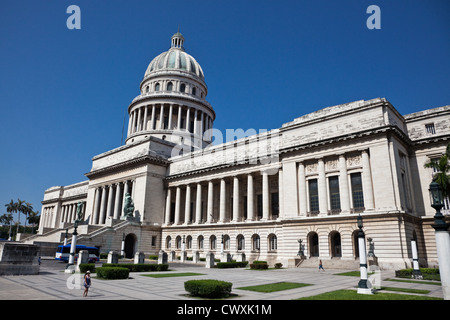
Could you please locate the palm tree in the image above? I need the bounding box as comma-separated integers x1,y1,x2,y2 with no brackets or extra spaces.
424,143,450,197
23,202,34,233
27,210,40,234
15,199,26,235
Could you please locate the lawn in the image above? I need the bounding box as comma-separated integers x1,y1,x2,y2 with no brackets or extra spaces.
142,272,204,278
297,289,442,300
237,282,312,293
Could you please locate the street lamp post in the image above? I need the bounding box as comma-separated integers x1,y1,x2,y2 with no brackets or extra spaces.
357,214,373,294
429,181,450,300
121,233,125,258
65,220,78,273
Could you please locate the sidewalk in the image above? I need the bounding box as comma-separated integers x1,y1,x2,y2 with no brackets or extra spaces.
0,259,443,300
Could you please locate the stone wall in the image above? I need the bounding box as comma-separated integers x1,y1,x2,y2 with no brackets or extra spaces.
0,243,40,275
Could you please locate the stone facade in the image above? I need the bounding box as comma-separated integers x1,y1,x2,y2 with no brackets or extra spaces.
29,33,450,270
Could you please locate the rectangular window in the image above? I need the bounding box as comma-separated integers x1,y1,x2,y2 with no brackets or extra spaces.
271,192,279,218
328,176,341,211
425,123,436,134
257,194,263,218
351,173,365,209
151,236,156,247
308,179,319,213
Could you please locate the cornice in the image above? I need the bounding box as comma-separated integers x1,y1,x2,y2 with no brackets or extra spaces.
85,154,169,179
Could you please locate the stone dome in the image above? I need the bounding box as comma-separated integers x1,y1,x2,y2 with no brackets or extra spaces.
144,32,205,80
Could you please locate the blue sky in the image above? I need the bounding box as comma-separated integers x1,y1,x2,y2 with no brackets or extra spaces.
0,0,449,223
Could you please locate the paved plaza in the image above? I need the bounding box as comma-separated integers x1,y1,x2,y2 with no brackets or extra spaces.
0,258,444,301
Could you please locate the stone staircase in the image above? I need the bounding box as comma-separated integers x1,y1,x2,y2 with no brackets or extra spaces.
295,257,359,270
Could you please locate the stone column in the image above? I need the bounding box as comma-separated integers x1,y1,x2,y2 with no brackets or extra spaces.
159,104,164,129
92,187,101,224
177,105,182,130
136,107,142,132
318,159,328,215
186,107,191,132
99,186,108,224
262,171,270,220
195,183,202,224
127,112,133,136
113,182,122,219
361,150,375,210
339,154,351,213
278,168,284,219
174,186,181,225
167,104,173,130
193,109,198,135
150,104,155,130
106,184,115,219
219,179,226,223
200,111,204,138
247,174,254,221
185,184,191,224
143,105,148,131
232,176,240,222
207,181,214,223
165,188,172,225
298,162,307,216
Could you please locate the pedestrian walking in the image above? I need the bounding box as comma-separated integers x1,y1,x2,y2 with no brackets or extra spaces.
83,270,91,297
319,259,325,272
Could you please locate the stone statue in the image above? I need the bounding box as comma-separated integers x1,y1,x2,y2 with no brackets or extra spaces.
123,193,134,218
76,201,84,222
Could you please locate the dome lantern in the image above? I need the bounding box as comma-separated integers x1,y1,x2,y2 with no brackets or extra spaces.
171,31,184,50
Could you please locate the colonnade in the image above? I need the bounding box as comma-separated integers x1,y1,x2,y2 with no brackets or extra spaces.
164,171,280,226
60,202,85,223
128,103,213,140
90,180,134,225
294,150,374,216
40,205,55,228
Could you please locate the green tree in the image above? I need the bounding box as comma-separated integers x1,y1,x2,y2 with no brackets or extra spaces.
27,210,40,234
424,143,450,197
0,213,14,240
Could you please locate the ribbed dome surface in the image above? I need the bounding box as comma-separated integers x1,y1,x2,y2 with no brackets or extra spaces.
144,48,205,80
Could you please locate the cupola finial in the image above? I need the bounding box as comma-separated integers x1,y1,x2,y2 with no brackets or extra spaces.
171,28,184,50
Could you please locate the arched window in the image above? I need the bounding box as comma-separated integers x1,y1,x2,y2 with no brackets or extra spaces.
186,235,192,249
180,83,186,93
330,231,342,257
252,234,260,252
308,232,319,257
223,235,230,251
145,86,149,93
198,235,204,250
155,83,160,91
176,236,182,249
166,236,172,249
167,82,173,91
210,235,216,250
237,235,245,251
268,234,277,251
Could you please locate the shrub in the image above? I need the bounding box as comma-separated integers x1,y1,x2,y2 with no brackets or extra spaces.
216,261,248,269
96,267,129,279
148,255,158,260
184,279,232,298
395,268,440,281
274,263,283,269
101,263,169,272
79,263,96,273
100,253,108,259
250,261,268,270
250,263,268,270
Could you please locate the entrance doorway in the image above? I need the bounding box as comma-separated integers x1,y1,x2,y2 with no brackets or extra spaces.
124,233,137,258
